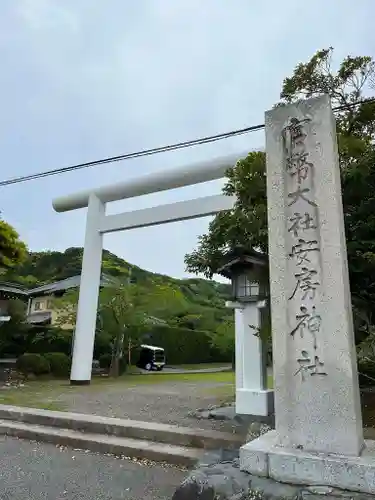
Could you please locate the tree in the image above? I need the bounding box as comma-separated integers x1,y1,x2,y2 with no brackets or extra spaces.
185,48,375,346
54,281,186,377
98,284,142,377
0,298,27,356
53,289,79,329
185,150,268,275
99,282,186,376
0,217,27,271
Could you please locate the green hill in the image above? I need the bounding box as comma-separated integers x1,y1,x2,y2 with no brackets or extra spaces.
4,247,233,332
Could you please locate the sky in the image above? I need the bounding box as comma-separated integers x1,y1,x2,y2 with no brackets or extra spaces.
0,0,374,281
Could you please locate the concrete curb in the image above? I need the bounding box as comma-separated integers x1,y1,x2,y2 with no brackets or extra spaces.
0,419,202,467
0,405,244,466
0,405,243,450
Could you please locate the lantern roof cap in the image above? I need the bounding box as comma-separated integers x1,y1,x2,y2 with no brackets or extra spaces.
217,248,267,278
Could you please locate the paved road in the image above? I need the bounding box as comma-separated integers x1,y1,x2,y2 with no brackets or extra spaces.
134,366,231,375
162,366,232,374
0,436,186,500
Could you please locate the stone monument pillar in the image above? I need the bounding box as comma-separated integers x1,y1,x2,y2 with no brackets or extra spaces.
240,95,375,494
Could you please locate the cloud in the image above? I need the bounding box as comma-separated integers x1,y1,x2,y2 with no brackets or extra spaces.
0,0,374,279
15,0,79,32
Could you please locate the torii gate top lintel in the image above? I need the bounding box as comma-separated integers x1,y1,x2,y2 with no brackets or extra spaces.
52,151,246,213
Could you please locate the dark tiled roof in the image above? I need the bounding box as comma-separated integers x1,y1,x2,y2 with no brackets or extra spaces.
0,282,28,296
0,274,115,298
27,274,114,296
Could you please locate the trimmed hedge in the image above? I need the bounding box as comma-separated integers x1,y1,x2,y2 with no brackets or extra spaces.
4,324,232,370
44,352,71,377
16,353,50,375
143,325,232,365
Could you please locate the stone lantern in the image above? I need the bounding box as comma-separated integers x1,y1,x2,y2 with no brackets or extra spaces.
217,251,268,303
217,249,273,417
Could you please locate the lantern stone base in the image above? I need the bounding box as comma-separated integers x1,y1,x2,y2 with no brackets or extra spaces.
236,388,274,417
240,430,375,495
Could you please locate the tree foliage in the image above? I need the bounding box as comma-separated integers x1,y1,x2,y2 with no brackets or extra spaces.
54,281,186,376
184,150,268,276
98,282,183,376
0,217,27,271
209,320,235,358
53,290,79,329
0,299,27,354
185,48,375,347
4,246,232,333
2,245,234,367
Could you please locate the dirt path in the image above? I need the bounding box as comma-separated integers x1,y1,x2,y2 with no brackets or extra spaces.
0,372,249,438
52,379,246,435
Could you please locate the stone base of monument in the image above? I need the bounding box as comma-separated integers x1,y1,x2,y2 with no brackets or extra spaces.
236,388,274,417
240,430,375,495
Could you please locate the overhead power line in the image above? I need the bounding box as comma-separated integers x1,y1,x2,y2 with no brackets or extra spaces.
1,98,374,188
0,123,264,188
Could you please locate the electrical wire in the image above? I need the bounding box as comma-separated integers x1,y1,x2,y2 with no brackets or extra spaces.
1,98,374,188
0,123,264,187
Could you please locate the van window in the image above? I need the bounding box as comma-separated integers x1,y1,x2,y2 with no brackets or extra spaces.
154,350,165,362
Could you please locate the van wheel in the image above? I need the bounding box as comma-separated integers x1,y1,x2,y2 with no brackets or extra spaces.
145,363,152,371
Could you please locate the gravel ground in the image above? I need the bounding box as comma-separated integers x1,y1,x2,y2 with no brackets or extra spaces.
0,436,187,500
55,381,245,434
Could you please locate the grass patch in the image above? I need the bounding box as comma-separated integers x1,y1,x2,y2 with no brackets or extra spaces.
81,370,235,386
0,381,67,411
203,383,235,403
0,372,270,411
0,371,236,410
201,374,273,402
83,371,235,388
124,371,235,384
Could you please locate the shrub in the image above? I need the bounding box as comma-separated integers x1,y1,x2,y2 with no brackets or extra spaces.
358,362,375,387
99,353,112,370
94,332,112,358
16,353,50,375
44,352,71,378
28,327,73,356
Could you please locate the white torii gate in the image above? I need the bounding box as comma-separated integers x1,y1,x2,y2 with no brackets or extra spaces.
53,152,251,382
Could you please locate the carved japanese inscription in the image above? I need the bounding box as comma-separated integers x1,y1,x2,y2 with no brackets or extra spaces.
283,117,327,381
